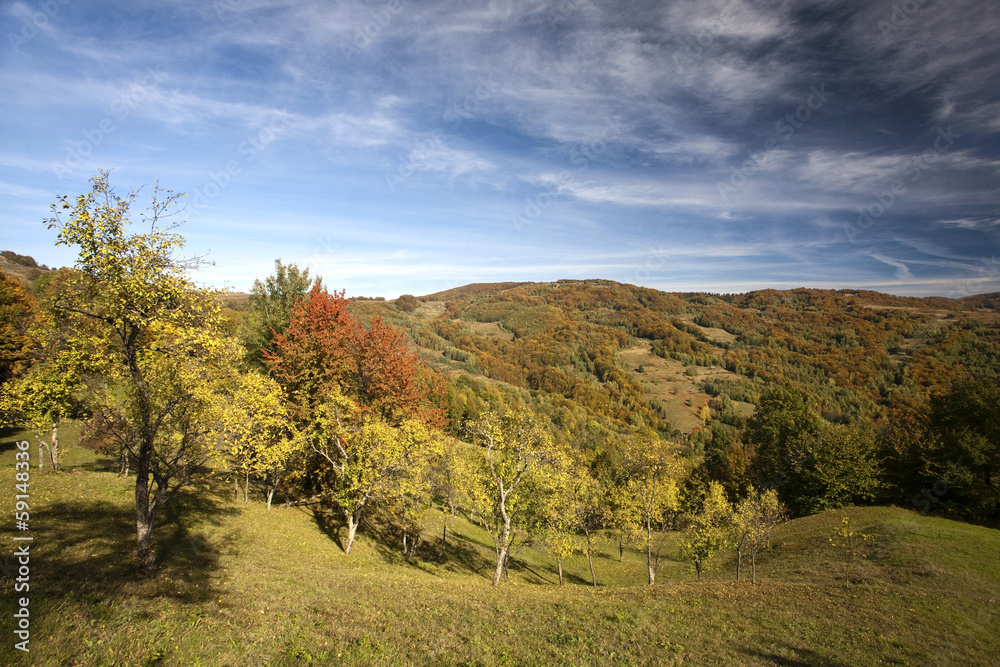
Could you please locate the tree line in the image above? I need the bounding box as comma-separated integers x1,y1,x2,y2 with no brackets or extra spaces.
1,171,997,587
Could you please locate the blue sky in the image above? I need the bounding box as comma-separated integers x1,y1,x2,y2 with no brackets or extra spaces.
2,0,999,298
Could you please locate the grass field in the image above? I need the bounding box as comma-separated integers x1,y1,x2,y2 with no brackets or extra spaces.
2,429,998,665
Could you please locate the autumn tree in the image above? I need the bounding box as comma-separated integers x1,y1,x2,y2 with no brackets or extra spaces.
732,487,786,583
265,282,355,419
615,434,685,585
266,282,444,428
44,170,240,572
680,481,733,580
829,515,871,585
547,457,604,587
264,281,447,553
0,269,37,388
427,436,472,557
222,371,298,508
465,407,563,586
303,391,435,554
0,268,102,471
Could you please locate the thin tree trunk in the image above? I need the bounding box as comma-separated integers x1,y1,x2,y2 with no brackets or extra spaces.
439,517,449,557
557,558,564,585
266,487,275,510
619,539,624,563
37,440,44,471
696,561,702,580
751,551,757,584
492,522,512,586
345,512,360,554
243,471,249,505
736,533,745,582
50,421,59,471
646,517,655,585
586,530,597,588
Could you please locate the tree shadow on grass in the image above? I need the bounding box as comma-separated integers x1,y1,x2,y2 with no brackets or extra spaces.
736,642,851,667
22,480,238,609
505,556,557,586
432,532,495,579
309,504,346,551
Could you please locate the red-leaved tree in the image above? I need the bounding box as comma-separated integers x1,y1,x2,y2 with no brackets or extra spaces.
265,281,445,427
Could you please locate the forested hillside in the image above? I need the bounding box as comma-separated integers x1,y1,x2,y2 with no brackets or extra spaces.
322,279,1000,521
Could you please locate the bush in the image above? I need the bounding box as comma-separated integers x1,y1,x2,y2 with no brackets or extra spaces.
396,294,419,313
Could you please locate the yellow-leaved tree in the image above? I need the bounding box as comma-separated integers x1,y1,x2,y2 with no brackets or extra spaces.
680,481,734,580
304,389,437,554
614,434,686,585
44,170,241,572
466,407,565,586
223,371,299,509
732,486,786,583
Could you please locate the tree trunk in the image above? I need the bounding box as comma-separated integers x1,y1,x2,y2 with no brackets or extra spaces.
751,551,757,584
586,530,597,588
557,558,564,585
439,517,449,557
50,421,59,471
646,517,655,585
619,540,624,563
695,561,702,580
492,520,512,586
736,533,745,582
243,471,250,505
344,512,360,554
266,487,275,510
135,451,156,573
37,440,44,471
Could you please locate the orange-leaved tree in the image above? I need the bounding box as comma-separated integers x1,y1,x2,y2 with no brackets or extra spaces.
264,281,445,553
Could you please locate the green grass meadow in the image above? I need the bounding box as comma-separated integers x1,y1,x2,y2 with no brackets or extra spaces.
2,428,998,665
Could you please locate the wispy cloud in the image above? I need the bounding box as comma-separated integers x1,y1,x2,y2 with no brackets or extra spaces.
1,0,997,297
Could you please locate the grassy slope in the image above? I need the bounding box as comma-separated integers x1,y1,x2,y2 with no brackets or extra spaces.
2,432,998,666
